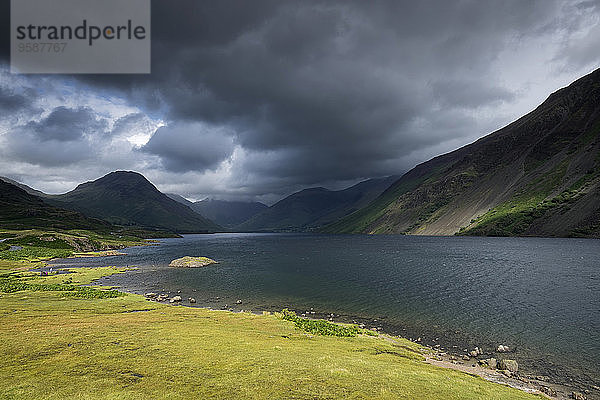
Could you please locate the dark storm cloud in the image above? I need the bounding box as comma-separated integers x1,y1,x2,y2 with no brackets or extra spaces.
1,0,599,199
0,87,30,111
29,106,106,142
117,0,558,185
141,122,235,172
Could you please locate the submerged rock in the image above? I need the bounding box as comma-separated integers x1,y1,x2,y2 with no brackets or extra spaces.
189,297,196,303
169,256,218,268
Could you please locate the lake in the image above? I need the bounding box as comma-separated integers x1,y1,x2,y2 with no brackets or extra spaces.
51,233,600,389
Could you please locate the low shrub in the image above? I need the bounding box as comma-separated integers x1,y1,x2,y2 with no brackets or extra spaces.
279,308,375,337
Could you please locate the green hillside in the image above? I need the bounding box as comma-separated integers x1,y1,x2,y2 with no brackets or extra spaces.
0,179,110,231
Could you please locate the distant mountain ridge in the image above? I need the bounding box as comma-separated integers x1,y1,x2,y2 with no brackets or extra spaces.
166,194,268,228
237,176,399,232
324,68,600,237
44,171,221,233
191,199,268,228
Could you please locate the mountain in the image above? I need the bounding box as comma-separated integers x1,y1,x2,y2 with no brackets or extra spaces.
0,176,49,198
45,171,222,233
324,68,600,238
190,199,268,228
237,176,399,232
0,179,110,230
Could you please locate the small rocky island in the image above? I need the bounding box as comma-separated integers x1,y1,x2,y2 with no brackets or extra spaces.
169,256,218,268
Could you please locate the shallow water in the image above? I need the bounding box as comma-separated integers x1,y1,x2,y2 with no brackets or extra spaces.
52,233,600,389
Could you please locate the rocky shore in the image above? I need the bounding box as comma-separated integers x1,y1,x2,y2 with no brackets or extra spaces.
137,290,597,400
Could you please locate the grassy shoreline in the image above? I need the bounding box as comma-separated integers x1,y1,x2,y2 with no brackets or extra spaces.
0,230,545,399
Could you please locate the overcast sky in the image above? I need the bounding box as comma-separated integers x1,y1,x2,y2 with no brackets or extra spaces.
0,0,599,204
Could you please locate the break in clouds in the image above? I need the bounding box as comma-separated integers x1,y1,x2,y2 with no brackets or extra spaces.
1,0,600,203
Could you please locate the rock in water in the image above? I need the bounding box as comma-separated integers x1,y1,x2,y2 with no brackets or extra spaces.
189,297,196,303
170,295,182,303
169,256,218,268
498,359,518,373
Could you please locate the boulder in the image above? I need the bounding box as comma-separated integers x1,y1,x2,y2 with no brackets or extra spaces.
144,292,157,298
469,347,482,357
189,297,196,303
169,256,218,268
497,345,510,353
498,359,518,373
484,358,497,369
170,295,182,303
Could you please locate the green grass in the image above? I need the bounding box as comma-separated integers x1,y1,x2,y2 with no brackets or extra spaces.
0,246,73,261
0,274,124,299
0,229,148,261
0,258,543,399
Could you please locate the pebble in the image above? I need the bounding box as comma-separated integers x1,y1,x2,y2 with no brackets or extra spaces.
539,386,557,397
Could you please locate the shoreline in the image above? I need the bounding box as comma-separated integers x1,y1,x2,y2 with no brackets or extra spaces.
47,249,597,400
97,277,591,400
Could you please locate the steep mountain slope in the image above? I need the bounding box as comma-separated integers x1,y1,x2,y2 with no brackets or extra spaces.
45,171,221,233
191,199,268,228
0,176,49,198
325,68,600,237
237,176,398,232
0,179,110,230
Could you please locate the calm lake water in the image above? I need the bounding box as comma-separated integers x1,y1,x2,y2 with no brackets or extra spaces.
52,233,600,389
